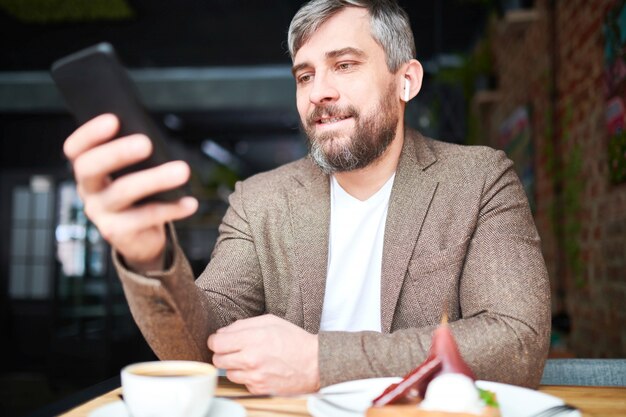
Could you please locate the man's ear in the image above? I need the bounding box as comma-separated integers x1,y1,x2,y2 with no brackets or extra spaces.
400,59,423,102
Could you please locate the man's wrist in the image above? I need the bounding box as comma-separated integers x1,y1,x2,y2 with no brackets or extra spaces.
124,250,166,274
122,231,175,275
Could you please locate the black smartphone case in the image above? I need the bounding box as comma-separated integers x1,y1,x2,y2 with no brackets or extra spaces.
51,42,188,203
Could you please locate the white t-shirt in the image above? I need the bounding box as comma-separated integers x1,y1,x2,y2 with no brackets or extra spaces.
319,174,395,332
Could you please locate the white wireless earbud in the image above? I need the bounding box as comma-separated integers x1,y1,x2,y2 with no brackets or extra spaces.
403,78,411,102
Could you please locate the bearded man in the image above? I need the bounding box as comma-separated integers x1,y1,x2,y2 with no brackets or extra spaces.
63,0,550,395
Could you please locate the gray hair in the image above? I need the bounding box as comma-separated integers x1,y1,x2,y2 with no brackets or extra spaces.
287,0,416,73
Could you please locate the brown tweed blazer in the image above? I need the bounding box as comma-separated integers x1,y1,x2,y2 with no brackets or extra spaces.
114,129,551,389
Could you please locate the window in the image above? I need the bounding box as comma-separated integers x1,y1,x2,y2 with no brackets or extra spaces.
9,177,54,299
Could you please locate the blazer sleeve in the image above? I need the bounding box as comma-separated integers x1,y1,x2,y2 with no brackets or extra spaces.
113,180,266,362
317,149,551,389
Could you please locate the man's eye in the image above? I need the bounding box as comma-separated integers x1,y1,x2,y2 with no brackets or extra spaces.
298,74,313,84
337,62,353,71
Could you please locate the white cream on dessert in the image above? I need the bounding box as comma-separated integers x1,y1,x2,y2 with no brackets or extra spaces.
419,373,484,414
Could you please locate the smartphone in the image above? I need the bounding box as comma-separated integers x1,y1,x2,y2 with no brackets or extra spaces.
51,42,188,203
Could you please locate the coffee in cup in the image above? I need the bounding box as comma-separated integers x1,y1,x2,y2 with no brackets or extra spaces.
121,360,217,417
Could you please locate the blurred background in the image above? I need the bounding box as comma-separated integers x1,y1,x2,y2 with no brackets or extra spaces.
1,0,625,415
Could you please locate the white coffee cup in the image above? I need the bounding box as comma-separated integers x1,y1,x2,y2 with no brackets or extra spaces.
121,360,217,417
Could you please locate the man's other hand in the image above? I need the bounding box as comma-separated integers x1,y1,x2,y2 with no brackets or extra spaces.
208,314,320,394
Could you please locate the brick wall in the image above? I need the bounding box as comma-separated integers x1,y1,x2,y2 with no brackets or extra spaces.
480,0,626,357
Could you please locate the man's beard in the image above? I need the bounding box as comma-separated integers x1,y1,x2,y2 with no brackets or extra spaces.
302,83,399,174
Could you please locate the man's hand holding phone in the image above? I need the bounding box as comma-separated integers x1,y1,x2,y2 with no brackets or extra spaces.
63,114,198,273
53,43,198,272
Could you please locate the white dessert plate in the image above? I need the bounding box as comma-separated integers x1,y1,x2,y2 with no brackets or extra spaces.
88,397,246,417
307,377,582,417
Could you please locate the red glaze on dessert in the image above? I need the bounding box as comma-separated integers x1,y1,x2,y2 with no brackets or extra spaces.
372,315,475,406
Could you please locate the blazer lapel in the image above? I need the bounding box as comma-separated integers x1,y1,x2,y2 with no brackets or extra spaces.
381,131,438,333
288,160,330,333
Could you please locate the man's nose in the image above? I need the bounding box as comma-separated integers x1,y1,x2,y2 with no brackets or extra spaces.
309,73,339,105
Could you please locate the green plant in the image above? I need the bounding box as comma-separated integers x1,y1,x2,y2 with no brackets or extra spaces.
0,0,134,22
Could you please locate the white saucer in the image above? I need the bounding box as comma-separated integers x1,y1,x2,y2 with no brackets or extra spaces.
89,398,246,417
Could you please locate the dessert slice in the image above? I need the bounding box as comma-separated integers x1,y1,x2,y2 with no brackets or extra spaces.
367,316,500,417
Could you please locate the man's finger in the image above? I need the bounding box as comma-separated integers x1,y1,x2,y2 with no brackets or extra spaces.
103,197,198,235
212,351,258,371
64,114,119,161
73,134,152,195
225,370,268,395
224,369,248,386
208,330,246,354
100,161,190,211
216,314,276,334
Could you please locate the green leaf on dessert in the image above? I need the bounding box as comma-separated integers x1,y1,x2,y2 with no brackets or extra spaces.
478,388,499,407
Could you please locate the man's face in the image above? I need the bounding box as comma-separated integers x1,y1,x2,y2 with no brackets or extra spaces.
292,7,402,173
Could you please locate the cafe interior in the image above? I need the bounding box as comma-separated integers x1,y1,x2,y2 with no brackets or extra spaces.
1,0,625,416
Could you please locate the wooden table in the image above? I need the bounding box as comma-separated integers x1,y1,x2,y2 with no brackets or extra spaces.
539,386,626,417
60,378,626,417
